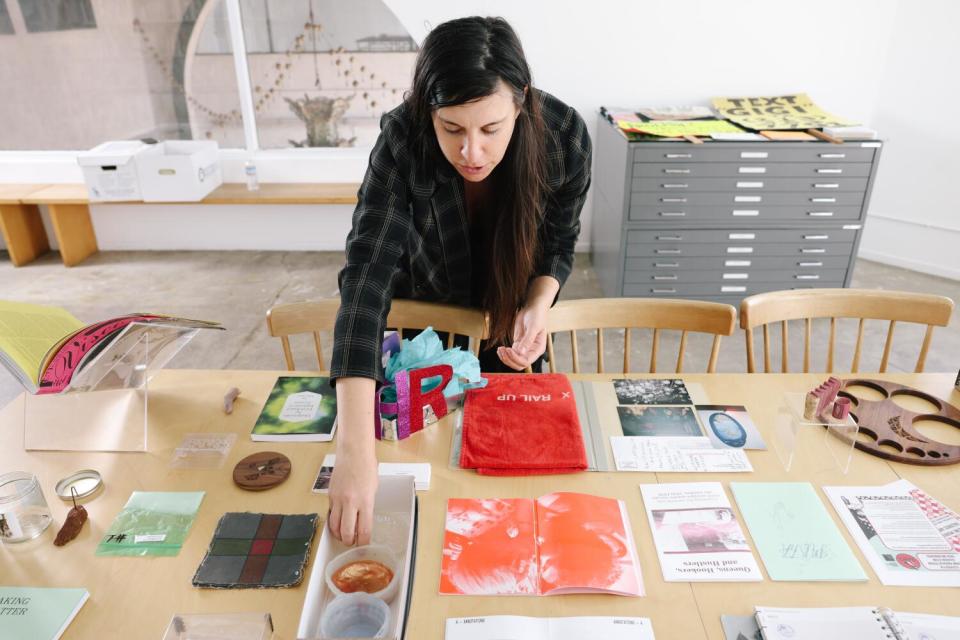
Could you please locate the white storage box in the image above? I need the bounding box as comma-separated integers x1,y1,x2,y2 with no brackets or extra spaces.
298,475,417,640
136,140,222,202
77,140,148,202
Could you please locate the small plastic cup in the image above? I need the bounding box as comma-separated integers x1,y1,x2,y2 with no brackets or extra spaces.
0,472,53,543
324,544,400,603
320,593,390,639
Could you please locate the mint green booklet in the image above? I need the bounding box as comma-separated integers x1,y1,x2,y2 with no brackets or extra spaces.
95,491,204,557
731,482,866,581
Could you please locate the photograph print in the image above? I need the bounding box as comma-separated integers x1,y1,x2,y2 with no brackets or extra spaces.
613,379,692,405
618,406,703,437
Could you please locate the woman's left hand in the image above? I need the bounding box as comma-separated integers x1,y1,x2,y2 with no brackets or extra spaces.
497,302,548,370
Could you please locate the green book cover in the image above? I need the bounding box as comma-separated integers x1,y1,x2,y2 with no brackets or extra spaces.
251,376,337,442
731,482,867,582
0,586,89,640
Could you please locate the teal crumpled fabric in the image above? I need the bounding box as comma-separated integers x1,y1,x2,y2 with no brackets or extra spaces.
381,327,485,403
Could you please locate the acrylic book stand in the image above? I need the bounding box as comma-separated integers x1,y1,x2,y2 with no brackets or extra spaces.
773,391,859,474
22,322,200,452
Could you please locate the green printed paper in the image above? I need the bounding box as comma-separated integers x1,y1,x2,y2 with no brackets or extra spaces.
730,482,866,581
96,491,204,557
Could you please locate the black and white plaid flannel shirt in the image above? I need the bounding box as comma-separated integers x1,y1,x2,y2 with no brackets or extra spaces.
331,89,592,383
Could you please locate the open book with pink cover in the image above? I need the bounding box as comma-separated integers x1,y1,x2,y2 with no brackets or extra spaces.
440,492,644,596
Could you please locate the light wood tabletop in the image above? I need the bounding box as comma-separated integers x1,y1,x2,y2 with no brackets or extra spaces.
16,183,360,206
1,371,958,639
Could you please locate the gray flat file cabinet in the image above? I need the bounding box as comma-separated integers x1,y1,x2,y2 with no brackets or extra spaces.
591,114,883,304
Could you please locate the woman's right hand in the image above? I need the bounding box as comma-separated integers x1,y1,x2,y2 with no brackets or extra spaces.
329,376,379,546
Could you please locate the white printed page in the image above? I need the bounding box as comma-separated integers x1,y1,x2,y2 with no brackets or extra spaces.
893,611,960,639
755,606,890,640
823,480,960,587
611,436,752,472
640,482,763,581
444,616,655,640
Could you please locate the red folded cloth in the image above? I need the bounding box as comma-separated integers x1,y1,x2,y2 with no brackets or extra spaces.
460,373,588,476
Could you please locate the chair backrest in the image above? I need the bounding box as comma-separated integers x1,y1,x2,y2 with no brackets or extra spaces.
542,298,737,374
739,288,955,373
266,298,488,370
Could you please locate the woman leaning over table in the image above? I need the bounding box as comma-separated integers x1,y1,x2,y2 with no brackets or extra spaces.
327,16,592,545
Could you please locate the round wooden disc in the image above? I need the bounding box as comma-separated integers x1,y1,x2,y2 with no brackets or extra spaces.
232,452,291,491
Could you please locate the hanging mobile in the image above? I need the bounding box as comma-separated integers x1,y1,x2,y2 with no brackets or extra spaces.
54,487,88,546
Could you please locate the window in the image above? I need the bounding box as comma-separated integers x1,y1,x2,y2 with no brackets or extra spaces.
0,2,14,35
19,0,96,32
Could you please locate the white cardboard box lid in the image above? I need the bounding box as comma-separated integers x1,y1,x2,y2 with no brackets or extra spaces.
77,140,147,167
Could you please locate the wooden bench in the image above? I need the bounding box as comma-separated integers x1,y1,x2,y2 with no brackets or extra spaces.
0,182,360,267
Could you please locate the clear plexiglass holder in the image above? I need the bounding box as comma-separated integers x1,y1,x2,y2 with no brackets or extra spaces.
22,322,200,452
774,391,859,474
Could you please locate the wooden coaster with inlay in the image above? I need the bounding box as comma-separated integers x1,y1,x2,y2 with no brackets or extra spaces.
829,379,960,466
233,452,292,490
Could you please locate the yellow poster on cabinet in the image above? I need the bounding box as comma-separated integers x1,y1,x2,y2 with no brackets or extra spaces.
711,94,857,130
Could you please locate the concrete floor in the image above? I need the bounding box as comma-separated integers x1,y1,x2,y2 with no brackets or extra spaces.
1,251,957,410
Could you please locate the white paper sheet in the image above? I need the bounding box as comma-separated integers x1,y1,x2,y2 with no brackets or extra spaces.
754,606,892,640
444,615,655,640
611,436,752,472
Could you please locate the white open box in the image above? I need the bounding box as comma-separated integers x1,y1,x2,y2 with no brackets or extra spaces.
298,475,417,640
136,140,222,202
77,140,148,201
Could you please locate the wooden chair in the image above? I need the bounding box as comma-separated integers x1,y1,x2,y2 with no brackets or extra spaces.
739,288,955,373
539,298,737,374
266,298,489,370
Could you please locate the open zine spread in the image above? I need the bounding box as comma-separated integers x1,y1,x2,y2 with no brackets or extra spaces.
440,492,643,596
640,482,762,582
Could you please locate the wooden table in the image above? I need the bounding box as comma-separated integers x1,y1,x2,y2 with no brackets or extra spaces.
1,183,360,267
1,371,958,639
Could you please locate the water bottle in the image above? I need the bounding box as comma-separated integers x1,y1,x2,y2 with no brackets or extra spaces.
244,160,259,192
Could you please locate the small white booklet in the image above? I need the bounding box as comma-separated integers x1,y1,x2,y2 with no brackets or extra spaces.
312,454,430,492
445,615,655,640
640,482,763,581
823,478,960,586
754,606,960,640
611,436,752,472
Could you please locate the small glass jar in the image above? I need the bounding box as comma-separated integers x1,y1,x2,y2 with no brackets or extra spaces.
0,472,53,543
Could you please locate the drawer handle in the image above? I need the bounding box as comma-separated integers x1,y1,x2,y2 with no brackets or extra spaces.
657,236,683,241
817,168,843,174
723,273,749,280
721,286,747,293
811,197,837,203
654,275,678,281
739,167,766,174
729,233,756,240
727,247,754,254
737,181,764,188
661,197,687,203
659,211,687,217
795,274,821,280
799,261,823,267
652,288,677,294
654,262,679,268
801,248,826,254
740,151,768,159
662,183,689,188
814,183,840,188
735,195,762,202
655,249,682,255
664,168,691,174
804,234,829,240
665,153,692,159
732,210,760,216
725,260,751,267
819,153,846,159
807,211,834,217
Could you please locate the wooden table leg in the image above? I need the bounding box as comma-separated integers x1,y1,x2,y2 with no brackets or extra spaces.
47,203,98,267
0,203,50,266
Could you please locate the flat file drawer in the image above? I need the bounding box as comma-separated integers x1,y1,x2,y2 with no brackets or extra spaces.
632,145,877,164
633,162,873,178
628,228,860,244
632,177,870,193
624,268,848,284
623,280,845,297
625,255,852,271
631,191,866,207
629,204,864,222
626,242,856,258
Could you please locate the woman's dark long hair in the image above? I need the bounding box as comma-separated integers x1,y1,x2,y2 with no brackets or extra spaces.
406,16,548,346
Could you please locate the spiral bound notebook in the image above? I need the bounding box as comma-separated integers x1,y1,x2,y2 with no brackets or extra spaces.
753,606,960,640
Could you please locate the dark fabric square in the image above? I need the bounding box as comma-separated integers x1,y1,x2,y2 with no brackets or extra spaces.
239,554,270,584
216,512,261,538
211,538,252,556
277,514,317,539
250,539,274,555
262,555,308,586
272,538,309,556
255,514,283,539
193,555,245,586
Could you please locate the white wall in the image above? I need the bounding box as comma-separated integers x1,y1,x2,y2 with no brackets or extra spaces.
3,0,958,280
